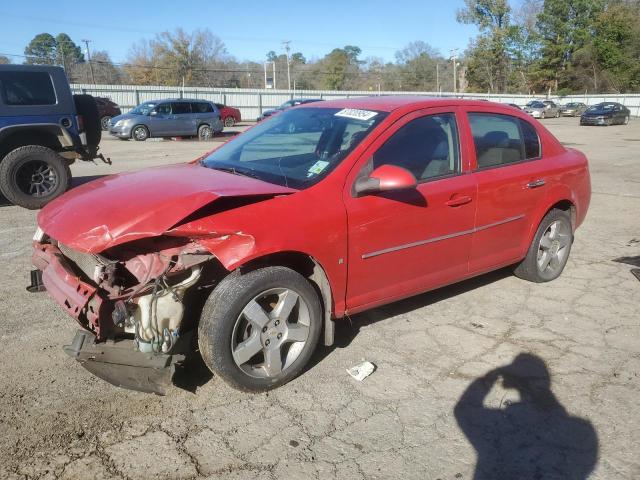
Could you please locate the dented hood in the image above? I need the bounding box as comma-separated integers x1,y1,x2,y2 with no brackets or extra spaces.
38,163,296,253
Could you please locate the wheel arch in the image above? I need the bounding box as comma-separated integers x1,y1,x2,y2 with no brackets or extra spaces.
0,125,67,159
524,196,576,256
236,251,335,346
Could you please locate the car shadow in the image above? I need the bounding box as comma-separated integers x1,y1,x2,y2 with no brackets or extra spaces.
307,267,513,370
454,353,599,479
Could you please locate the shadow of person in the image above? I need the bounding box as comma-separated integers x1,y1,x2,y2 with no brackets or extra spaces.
454,353,598,480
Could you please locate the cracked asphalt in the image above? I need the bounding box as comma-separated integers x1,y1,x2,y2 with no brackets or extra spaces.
0,119,639,479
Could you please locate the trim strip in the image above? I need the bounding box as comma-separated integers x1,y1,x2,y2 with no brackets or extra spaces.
361,214,525,259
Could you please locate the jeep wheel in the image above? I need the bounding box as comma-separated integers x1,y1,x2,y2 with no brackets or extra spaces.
100,115,112,131
198,267,322,392
132,125,149,141
0,146,71,209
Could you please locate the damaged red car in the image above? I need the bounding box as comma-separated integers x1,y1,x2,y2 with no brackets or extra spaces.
30,97,591,393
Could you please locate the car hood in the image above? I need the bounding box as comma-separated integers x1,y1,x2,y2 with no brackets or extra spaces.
37,163,296,253
111,113,144,123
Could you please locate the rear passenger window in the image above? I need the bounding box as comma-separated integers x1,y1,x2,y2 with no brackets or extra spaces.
0,71,57,106
469,113,541,168
171,102,192,114
192,102,213,113
373,113,460,181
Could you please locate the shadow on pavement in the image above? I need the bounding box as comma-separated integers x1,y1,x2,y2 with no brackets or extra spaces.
454,353,598,480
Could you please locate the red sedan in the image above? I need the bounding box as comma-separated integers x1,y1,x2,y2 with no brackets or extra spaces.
31,97,590,393
214,103,241,127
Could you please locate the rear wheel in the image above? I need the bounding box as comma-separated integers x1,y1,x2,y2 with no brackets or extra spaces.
224,116,235,127
100,115,112,131
198,267,322,392
514,209,573,283
198,124,213,141
623,115,629,125
132,125,149,141
0,145,71,209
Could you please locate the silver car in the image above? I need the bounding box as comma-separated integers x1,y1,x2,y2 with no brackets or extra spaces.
523,100,561,119
560,102,587,117
109,99,224,141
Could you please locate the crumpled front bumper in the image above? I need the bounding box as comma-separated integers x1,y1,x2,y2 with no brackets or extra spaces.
32,242,108,338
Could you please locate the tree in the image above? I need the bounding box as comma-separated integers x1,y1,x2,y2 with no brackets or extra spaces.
395,41,442,90
24,33,57,65
0,55,10,64
55,33,84,71
457,0,521,92
535,0,605,92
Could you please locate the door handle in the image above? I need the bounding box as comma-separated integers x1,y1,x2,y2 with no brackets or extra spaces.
446,195,473,207
526,179,546,189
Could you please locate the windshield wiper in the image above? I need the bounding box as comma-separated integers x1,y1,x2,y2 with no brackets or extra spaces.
209,165,262,180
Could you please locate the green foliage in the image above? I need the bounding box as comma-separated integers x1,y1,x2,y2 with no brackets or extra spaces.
24,33,57,65
0,55,10,64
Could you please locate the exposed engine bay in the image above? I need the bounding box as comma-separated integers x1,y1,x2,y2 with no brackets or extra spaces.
31,234,222,394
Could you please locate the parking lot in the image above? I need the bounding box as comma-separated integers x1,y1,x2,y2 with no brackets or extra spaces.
0,118,639,479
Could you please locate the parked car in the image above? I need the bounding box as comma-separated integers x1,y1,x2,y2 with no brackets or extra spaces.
95,97,122,130
257,98,323,121
0,65,105,209
31,97,591,394
109,99,223,141
560,102,587,117
580,102,630,126
214,103,241,127
523,100,560,119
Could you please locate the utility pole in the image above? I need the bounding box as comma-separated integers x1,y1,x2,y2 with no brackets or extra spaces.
450,49,459,94
82,39,96,84
282,40,291,90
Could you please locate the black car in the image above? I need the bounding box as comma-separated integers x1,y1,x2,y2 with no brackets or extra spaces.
580,102,631,126
257,98,323,121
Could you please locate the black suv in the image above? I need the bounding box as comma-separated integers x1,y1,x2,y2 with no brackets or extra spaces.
0,65,105,209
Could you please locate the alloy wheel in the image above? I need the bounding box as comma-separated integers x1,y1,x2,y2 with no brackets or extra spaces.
133,126,148,141
536,220,571,275
230,288,310,378
100,116,112,130
15,160,58,197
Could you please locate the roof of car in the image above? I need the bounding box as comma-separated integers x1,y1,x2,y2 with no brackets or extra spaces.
300,95,527,113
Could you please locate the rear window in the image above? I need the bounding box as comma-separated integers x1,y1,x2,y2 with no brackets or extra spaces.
469,113,541,168
0,71,57,106
192,102,214,113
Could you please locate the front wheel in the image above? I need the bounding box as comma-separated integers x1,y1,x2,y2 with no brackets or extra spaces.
132,125,149,141
198,267,322,392
623,116,629,125
0,145,71,209
514,209,573,283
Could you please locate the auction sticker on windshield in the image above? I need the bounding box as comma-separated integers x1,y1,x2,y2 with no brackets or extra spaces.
335,109,378,121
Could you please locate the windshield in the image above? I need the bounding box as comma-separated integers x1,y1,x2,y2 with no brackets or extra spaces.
201,107,388,189
526,101,545,108
566,103,579,107
130,102,156,115
588,103,614,112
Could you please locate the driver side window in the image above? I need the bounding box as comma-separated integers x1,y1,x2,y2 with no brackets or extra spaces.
373,113,460,181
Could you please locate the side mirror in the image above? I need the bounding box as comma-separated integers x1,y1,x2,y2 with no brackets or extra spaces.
354,164,418,196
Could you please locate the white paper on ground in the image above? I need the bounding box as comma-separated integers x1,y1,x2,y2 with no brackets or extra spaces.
346,361,376,381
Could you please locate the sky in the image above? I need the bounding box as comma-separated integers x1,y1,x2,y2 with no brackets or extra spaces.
0,0,488,64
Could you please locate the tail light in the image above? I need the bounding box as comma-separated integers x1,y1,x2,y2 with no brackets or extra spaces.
76,115,85,133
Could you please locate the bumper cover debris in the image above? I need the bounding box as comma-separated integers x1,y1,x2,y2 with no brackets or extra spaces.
63,329,184,395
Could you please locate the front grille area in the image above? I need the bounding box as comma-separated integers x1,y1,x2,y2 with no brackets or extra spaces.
58,243,106,284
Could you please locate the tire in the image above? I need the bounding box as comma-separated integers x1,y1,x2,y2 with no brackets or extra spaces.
100,115,112,131
556,110,560,118
198,124,213,141
73,94,101,147
224,116,235,128
541,111,546,119
198,266,322,392
514,209,573,283
623,116,629,125
0,146,71,209
132,125,149,141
